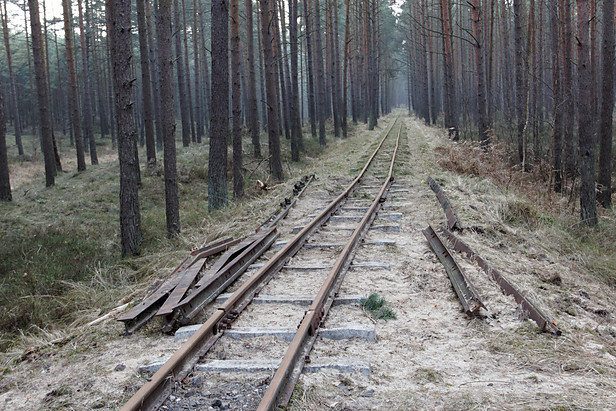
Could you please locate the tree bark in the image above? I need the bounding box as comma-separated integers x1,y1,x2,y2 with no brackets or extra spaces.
62,0,86,172
193,0,203,142
0,80,11,201
562,0,576,178
137,0,156,166
304,0,317,138
576,0,596,225
471,0,490,146
77,0,98,165
231,0,243,198
106,0,142,256
174,0,190,148
513,0,527,166
313,0,327,145
440,0,457,139
28,0,55,187
245,0,261,156
181,0,196,144
209,0,230,209
289,0,302,160
1,0,24,156
259,0,283,180
549,1,563,192
157,0,181,234
598,0,614,208
342,0,350,137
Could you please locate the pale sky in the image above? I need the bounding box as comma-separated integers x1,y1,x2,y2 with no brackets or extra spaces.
5,0,65,32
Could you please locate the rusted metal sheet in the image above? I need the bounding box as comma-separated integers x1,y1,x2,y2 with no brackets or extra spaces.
117,238,237,335
121,119,400,411
427,176,463,231
258,120,403,411
422,224,485,315
438,227,561,335
156,238,250,320
171,227,279,326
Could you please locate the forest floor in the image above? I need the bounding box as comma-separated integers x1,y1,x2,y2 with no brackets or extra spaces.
1,113,616,410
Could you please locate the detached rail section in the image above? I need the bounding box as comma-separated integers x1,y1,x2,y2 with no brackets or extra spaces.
439,227,561,335
121,118,402,411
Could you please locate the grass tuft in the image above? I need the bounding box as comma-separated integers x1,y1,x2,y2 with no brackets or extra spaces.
360,292,397,321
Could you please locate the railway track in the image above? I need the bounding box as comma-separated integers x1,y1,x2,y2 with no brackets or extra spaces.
123,118,405,410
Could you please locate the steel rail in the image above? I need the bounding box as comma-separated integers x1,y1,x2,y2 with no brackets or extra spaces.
117,237,240,335
438,227,561,335
261,174,315,229
121,118,400,411
422,224,485,315
427,176,462,231
257,122,403,410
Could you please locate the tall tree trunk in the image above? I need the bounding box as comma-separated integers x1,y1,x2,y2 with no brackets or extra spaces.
193,0,203,142
62,0,86,172
272,0,289,142
259,0,283,180
209,0,230,209
181,0,196,144
598,0,614,208
137,0,156,166
1,0,24,156
576,0,596,225
77,0,98,165
28,0,55,187
174,0,191,147
327,0,340,137
106,0,142,256
289,0,302,160
198,8,212,135
231,0,243,198
245,0,261,156
313,0,327,145
342,0,351,137
471,0,490,146
304,0,317,138
0,79,11,201
148,0,163,151
562,0,576,179
440,0,457,139
550,1,563,192
158,0,181,234
513,0,527,166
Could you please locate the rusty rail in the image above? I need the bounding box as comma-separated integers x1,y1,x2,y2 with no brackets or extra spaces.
427,176,462,231
261,174,315,229
422,224,485,315
117,237,239,335
438,227,561,335
120,118,400,411
257,121,403,410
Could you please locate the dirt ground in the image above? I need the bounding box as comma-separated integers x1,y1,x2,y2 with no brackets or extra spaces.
1,115,615,410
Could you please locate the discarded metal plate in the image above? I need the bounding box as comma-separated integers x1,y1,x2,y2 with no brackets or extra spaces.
117,238,237,335
422,225,485,315
427,176,462,231
156,238,250,320
173,227,279,325
438,227,561,335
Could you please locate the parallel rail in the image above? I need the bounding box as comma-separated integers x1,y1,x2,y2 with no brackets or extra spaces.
259,122,402,410
422,224,485,315
121,118,401,411
438,227,561,335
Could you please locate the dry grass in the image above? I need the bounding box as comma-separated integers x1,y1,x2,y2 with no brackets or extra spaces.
0,117,384,364
434,138,616,288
